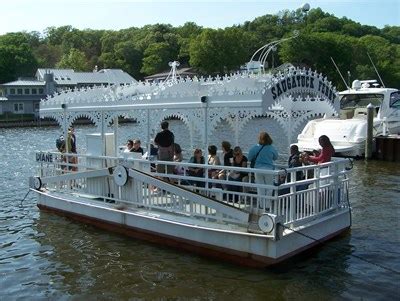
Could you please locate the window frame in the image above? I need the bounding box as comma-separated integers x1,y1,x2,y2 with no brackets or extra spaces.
340,93,383,109
13,102,24,113
389,91,400,108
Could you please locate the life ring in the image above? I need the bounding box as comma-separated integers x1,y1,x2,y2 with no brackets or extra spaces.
113,165,128,186
258,214,275,234
32,177,42,190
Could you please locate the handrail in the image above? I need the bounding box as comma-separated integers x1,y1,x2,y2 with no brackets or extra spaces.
34,151,351,228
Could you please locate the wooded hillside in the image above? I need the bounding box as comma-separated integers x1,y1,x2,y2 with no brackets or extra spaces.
1,7,399,89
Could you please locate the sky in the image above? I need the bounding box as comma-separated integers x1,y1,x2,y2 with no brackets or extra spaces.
0,0,399,35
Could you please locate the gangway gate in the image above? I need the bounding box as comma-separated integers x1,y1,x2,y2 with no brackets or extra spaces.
125,166,250,224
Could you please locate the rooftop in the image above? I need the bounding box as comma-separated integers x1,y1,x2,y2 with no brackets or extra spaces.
36,68,137,85
1,79,45,87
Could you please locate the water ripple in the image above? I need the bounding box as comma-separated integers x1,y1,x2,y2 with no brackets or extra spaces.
0,123,399,299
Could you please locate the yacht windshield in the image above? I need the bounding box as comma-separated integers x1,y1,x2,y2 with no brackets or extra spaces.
390,91,400,108
340,94,383,109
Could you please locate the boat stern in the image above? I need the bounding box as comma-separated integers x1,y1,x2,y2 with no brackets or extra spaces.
296,118,369,157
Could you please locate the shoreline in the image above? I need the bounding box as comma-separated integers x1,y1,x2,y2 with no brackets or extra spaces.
0,118,137,128
0,120,59,128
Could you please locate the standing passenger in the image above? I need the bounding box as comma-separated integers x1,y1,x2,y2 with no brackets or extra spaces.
248,132,278,209
154,121,175,174
67,127,78,171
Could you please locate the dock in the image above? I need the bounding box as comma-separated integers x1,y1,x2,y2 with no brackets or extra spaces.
374,135,400,162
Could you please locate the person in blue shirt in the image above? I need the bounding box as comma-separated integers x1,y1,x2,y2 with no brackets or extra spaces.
248,132,278,209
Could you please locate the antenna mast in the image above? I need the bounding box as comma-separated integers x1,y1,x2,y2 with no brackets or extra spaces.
367,52,385,88
330,57,350,90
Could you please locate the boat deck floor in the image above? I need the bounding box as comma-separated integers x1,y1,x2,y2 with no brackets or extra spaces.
43,189,259,236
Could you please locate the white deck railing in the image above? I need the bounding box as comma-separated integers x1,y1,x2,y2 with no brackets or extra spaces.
34,151,351,228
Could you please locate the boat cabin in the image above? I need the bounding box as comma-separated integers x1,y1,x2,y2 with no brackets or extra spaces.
339,80,400,121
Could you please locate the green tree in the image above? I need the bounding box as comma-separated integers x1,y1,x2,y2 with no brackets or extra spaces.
114,41,143,78
44,26,75,46
56,48,89,71
175,22,203,65
279,32,358,90
312,16,343,32
0,6,398,86
382,26,400,44
189,28,250,74
141,42,176,75
33,44,62,67
358,35,400,88
0,33,38,83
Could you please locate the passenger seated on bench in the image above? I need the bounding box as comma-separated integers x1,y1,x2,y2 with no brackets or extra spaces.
305,135,335,164
273,170,290,196
188,148,205,188
217,141,233,180
274,169,308,196
145,143,158,173
300,152,314,179
285,146,310,192
288,145,304,182
227,146,248,193
131,139,144,155
207,145,221,187
124,139,134,152
173,143,184,175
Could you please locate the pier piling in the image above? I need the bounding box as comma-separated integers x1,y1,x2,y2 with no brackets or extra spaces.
365,103,374,160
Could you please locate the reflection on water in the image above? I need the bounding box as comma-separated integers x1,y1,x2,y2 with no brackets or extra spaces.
29,213,354,300
0,122,399,299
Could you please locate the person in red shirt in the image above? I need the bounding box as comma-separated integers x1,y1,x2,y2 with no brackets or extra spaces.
307,135,335,164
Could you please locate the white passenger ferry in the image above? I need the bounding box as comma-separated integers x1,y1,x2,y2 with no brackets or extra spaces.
29,56,352,266
296,80,400,157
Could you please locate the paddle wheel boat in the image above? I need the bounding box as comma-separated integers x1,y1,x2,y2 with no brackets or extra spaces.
29,40,352,266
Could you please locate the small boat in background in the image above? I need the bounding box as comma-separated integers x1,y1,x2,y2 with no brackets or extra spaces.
296,80,400,157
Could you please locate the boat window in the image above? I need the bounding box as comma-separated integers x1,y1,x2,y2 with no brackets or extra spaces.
389,91,400,108
340,94,383,109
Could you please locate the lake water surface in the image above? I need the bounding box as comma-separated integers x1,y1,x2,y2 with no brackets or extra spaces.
0,121,399,300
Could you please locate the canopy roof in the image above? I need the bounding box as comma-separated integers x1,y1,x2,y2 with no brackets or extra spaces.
40,67,339,148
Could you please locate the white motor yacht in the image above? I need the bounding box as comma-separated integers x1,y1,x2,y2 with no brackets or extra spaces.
296,80,400,157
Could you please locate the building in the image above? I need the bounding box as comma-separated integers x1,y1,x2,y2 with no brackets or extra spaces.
0,68,136,119
0,78,46,119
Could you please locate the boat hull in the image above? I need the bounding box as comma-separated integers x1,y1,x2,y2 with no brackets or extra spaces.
35,190,351,268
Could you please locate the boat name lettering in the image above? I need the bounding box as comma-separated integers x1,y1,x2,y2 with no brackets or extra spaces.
270,75,335,102
36,152,53,163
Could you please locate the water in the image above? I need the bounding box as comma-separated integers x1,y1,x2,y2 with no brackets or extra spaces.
1,121,399,300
